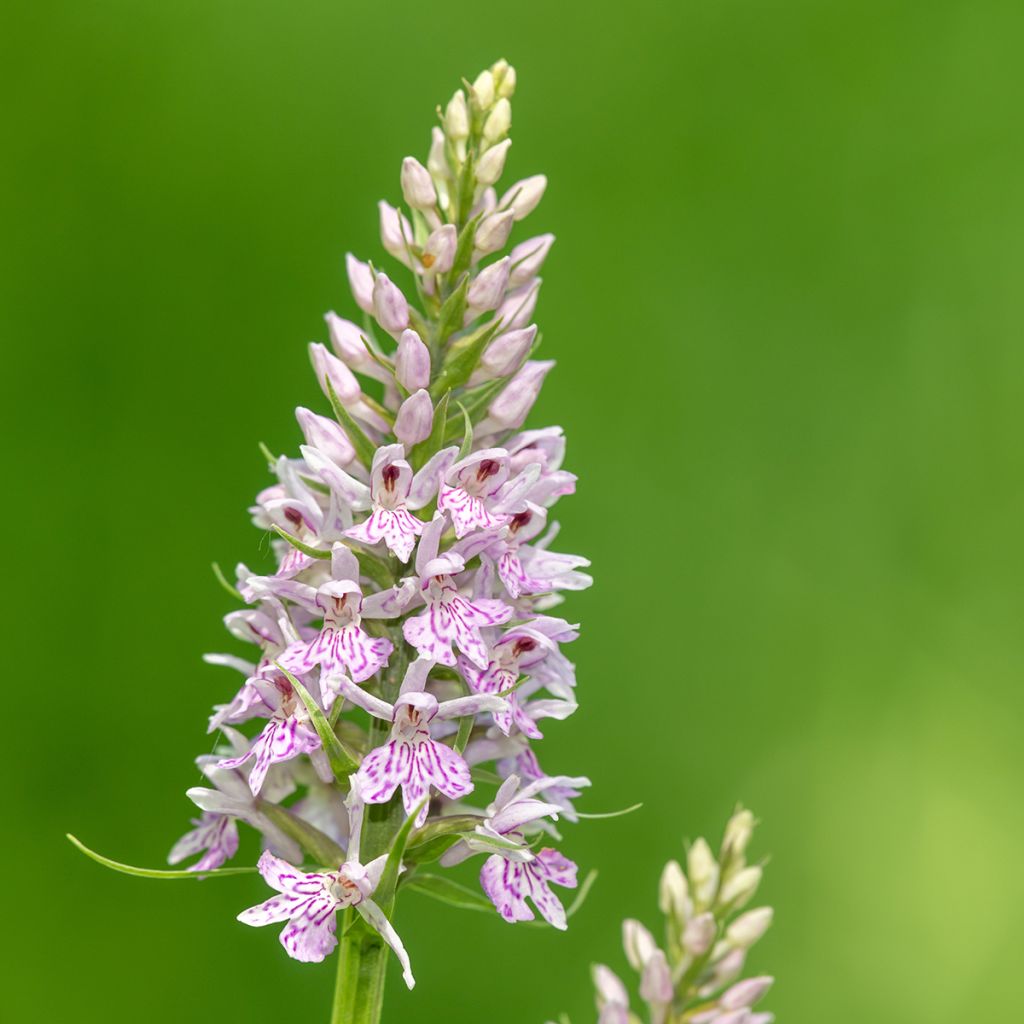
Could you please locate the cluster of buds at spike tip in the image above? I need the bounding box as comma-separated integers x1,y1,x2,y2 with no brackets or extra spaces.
105,59,592,991
571,808,774,1024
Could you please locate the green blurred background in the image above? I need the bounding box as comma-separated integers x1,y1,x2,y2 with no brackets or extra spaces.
3,0,1022,1020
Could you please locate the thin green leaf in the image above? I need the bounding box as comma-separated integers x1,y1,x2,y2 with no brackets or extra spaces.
450,212,484,279
324,375,377,468
410,390,451,470
211,562,243,601
273,663,359,777
575,803,644,821
405,814,482,851
400,833,462,866
271,525,331,560
404,872,494,913
430,319,503,400
258,803,346,868
258,441,279,467
453,713,474,755
434,275,470,352
67,834,257,880
375,796,429,911
455,401,474,460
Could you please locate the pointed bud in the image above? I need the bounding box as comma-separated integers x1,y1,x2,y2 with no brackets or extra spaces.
591,964,629,1009
509,233,554,287
476,138,512,187
723,808,756,863
395,329,431,391
703,948,746,995
295,406,355,467
682,911,716,956
485,359,553,430
493,59,516,99
470,69,495,110
496,279,541,330
483,97,511,143
468,257,511,313
688,838,719,908
501,174,547,221
372,272,409,335
659,859,691,922
378,201,414,266
726,907,773,948
309,342,360,403
720,977,774,1011
401,156,436,211
713,1012,754,1024
474,209,515,256
421,224,456,275
444,90,469,140
346,253,374,314
324,312,370,368
622,919,657,971
478,324,536,380
428,126,451,180
720,866,762,908
394,389,433,446
639,950,674,1006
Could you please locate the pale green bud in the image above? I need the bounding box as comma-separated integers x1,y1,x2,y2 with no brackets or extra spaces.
476,138,511,187
658,859,691,922
719,865,762,908
428,127,451,180
725,906,773,948
492,58,516,98
483,97,511,143
445,90,469,140
687,838,719,908
622,918,657,971
722,807,756,862
471,69,495,110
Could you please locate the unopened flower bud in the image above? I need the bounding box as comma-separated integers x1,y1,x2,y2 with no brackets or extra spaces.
401,156,437,211
720,866,762,908
496,278,541,330
325,312,370,368
714,1012,754,1024
688,838,719,908
345,253,374,314
372,272,409,335
309,342,360,404
470,69,495,110
485,358,553,430
720,977,774,1011
474,209,515,256
591,964,629,1008
395,329,431,391
622,918,657,970
478,324,536,379
509,233,555,287
295,406,355,467
476,138,511,187
682,911,716,956
420,223,456,276
444,90,469,140
726,907,773,948
703,948,746,993
639,949,674,1006
428,126,451,180
659,859,691,922
378,201,413,265
501,173,547,220
468,256,510,313
493,59,516,99
723,808,756,862
394,389,433,446
483,97,511,143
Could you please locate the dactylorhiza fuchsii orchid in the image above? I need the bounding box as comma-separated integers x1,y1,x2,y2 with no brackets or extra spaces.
559,808,776,1024
70,60,600,1024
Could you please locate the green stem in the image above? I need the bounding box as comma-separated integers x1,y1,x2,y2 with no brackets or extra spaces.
331,909,388,1024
